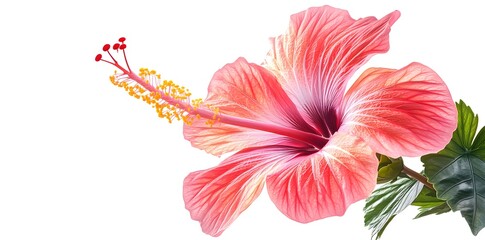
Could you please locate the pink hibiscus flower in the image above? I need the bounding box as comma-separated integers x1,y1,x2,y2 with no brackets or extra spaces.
96,5,457,238
182,6,456,236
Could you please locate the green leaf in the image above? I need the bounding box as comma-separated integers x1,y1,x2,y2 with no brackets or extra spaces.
377,154,404,184
455,100,479,149
422,100,485,236
412,186,444,207
415,202,451,219
472,127,485,157
364,177,423,239
412,185,451,219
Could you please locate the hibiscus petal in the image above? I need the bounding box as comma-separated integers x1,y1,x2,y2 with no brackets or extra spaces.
342,62,457,158
184,57,314,156
266,132,377,223
265,6,399,133
183,146,300,236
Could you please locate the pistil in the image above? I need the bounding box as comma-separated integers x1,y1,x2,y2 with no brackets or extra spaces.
96,38,325,148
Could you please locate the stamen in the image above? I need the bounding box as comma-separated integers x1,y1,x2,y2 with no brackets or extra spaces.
95,38,325,148
109,68,205,124
95,37,217,126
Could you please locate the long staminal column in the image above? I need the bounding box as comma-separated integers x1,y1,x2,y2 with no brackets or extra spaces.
95,38,325,148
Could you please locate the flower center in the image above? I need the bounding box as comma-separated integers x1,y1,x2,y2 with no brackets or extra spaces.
301,103,341,149
319,107,340,139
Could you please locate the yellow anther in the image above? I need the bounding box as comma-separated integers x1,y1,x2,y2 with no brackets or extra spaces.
109,67,218,126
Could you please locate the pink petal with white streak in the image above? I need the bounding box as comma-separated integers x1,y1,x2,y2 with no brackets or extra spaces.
266,132,377,223
265,6,400,122
342,62,457,158
184,57,313,156
183,146,301,236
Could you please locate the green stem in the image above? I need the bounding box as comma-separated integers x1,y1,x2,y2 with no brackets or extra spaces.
402,165,434,190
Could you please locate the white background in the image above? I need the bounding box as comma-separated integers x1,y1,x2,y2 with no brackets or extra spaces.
1,0,484,239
